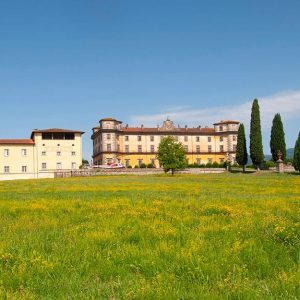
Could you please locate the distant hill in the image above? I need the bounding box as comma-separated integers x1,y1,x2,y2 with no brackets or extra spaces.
263,148,294,161
287,148,294,158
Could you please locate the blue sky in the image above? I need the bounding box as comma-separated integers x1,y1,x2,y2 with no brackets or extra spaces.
1,0,299,159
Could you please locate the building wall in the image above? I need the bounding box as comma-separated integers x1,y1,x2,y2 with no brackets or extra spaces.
0,144,35,175
0,130,83,181
33,132,82,171
92,118,239,167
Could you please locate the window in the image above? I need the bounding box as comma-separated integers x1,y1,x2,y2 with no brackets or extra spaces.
184,145,188,152
208,137,211,142
138,145,142,152
21,149,27,156
150,145,155,152
150,136,154,142
56,162,62,169
42,133,52,140
138,159,143,167
57,151,61,156
71,162,76,170
107,134,111,140
107,144,111,151
42,163,47,170
137,136,142,141
125,145,129,152
220,145,224,152
233,135,237,141
65,133,75,140
219,126,223,131
196,136,200,142
42,151,46,156
196,145,200,153
53,133,64,140
160,136,164,141
72,151,76,156
208,145,212,152
22,166,27,173
4,149,9,157
150,159,155,165
125,136,129,141
184,136,188,142
208,158,213,163
220,136,223,142
196,158,201,165
174,136,179,141
125,159,130,167
233,144,237,151
57,144,60,146
220,158,224,163
4,166,9,173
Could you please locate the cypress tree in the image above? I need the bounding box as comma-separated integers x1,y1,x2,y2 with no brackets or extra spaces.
270,113,286,161
293,132,300,172
236,123,248,172
250,99,264,168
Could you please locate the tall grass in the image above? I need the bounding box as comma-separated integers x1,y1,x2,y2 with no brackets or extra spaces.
0,173,299,299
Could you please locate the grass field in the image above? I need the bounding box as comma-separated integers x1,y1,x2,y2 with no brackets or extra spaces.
0,173,300,299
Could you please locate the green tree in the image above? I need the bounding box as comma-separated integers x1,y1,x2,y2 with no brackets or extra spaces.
157,136,187,175
250,99,264,169
270,113,286,161
236,123,248,172
293,132,300,172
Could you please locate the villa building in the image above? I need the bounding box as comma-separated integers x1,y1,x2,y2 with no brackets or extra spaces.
91,117,239,167
0,128,84,180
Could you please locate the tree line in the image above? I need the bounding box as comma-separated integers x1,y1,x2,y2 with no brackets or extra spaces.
236,99,300,171
157,98,300,174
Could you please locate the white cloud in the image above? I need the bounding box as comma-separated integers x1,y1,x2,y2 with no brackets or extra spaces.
130,90,300,130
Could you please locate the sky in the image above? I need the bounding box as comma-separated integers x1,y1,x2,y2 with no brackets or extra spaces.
0,0,299,160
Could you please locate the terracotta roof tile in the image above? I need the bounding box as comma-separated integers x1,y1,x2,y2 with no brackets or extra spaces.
0,139,35,145
214,120,240,125
31,128,84,134
100,118,122,123
121,127,215,133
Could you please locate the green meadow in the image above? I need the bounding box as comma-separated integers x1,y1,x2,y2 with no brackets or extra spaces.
0,173,300,299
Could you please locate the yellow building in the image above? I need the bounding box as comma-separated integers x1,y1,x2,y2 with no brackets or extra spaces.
92,117,239,167
0,128,84,180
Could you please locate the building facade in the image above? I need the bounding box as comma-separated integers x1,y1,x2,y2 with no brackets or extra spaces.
0,128,84,180
92,118,239,167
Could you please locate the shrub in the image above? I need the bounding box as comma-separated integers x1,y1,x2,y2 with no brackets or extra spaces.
134,165,139,169
247,164,256,169
212,162,219,168
147,163,154,168
127,165,132,168
140,163,147,169
221,161,228,168
188,163,198,168
206,162,212,168
266,160,276,168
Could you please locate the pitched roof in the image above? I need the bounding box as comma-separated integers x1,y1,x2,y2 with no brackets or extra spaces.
100,118,122,123
121,127,215,133
214,120,240,125
0,139,35,145
31,128,84,134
